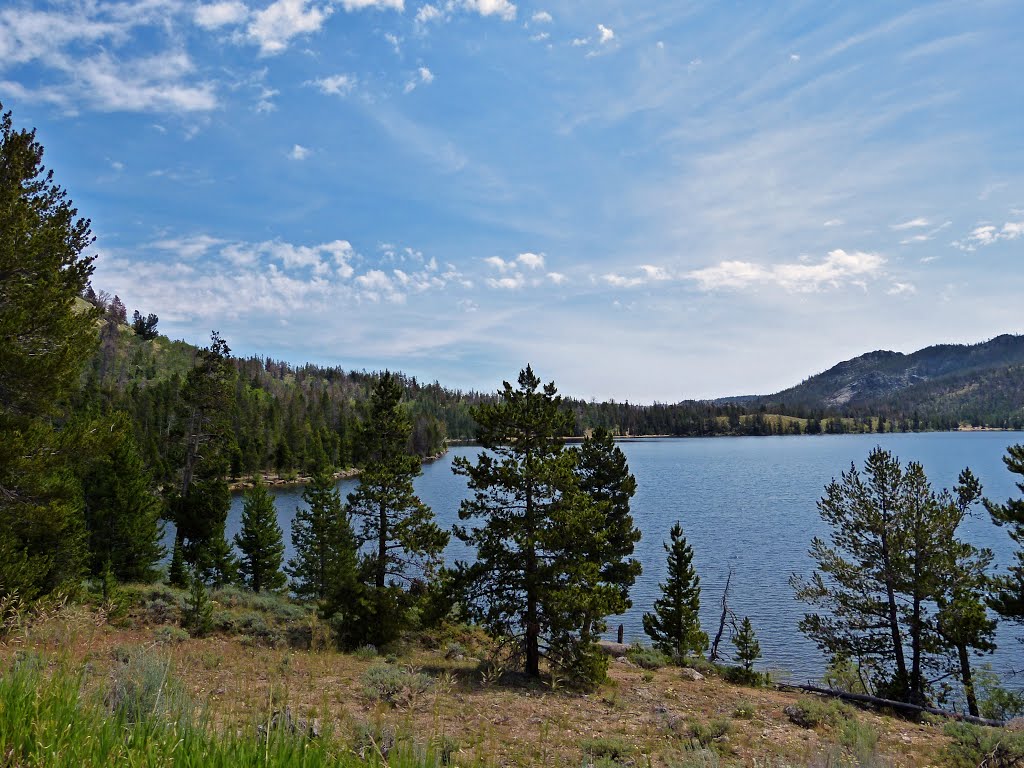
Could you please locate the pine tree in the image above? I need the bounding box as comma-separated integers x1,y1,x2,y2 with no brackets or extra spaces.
987,444,1024,622
168,540,186,588
643,522,707,659
182,567,214,637
793,448,988,705
288,469,357,602
348,372,448,591
454,366,626,682
168,332,236,576
0,101,100,599
732,617,762,671
573,427,642,634
80,420,165,583
234,478,286,593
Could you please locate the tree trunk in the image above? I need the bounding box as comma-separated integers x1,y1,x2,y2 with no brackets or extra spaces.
524,474,540,677
958,642,979,718
880,531,908,697
709,569,733,662
377,500,387,589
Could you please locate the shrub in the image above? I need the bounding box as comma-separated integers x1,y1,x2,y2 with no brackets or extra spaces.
361,665,433,707
688,718,732,749
722,665,770,687
152,625,190,645
732,701,756,719
784,698,847,728
354,644,379,660
580,735,633,762
627,644,671,670
839,718,879,763
104,647,192,726
942,722,1024,768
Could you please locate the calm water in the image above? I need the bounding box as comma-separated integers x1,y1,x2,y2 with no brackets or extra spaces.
224,432,1024,684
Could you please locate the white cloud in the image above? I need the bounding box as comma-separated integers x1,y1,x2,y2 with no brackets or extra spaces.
307,73,356,96
247,0,331,55
384,32,401,53
688,249,886,293
486,274,526,289
891,217,929,230
547,272,567,285
530,32,549,42
823,218,843,227
790,53,800,61
340,0,403,10
415,3,442,25
887,282,916,295
601,264,672,288
404,66,434,92
194,1,249,28
639,264,670,281
571,37,589,47
484,256,512,271
516,252,545,270
953,220,1024,251
289,144,310,160
597,23,614,44
78,52,218,112
462,0,516,21
531,10,552,23
150,234,226,259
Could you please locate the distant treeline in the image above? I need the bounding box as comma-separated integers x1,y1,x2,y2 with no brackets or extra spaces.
72,298,1013,488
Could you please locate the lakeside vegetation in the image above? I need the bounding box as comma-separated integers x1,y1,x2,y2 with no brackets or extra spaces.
7,100,1024,766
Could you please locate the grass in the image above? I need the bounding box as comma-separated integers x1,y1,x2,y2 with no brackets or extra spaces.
0,657,448,768
0,592,991,767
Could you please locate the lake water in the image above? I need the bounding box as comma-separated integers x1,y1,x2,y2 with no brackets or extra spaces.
224,432,1024,685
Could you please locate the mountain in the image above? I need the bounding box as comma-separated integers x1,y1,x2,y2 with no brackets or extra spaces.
754,334,1024,428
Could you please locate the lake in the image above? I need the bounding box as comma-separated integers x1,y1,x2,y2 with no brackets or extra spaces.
224,432,1024,685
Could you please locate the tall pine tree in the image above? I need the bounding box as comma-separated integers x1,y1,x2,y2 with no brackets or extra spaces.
288,469,358,602
454,366,631,682
0,101,100,598
987,444,1024,623
348,372,448,590
643,522,708,659
234,478,286,593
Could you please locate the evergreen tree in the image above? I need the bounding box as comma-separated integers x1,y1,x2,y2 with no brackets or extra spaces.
168,540,186,588
642,522,708,659
348,372,448,591
80,420,165,583
168,332,236,576
234,478,286,593
288,469,357,602
454,366,625,682
986,444,1024,623
732,616,762,671
0,102,99,599
182,567,214,637
793,448,987,705
572,427,642,632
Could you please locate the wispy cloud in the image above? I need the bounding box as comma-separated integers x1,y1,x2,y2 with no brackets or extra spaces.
953,220,1024,251
404,66,435,93
891,217,929,230
194,1,249,29
289,143,311,160
307,73,357,96
247,0,332,55
688,250,886,293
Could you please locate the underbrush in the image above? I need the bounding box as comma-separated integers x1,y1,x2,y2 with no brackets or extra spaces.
0,654,464,767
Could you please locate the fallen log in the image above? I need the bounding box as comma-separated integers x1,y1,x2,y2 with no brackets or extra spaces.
777,681,1005,728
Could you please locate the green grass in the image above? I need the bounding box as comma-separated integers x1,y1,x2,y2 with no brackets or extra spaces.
0,656,464,767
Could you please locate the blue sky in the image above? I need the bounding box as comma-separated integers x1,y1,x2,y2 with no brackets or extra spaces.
3,0,1023,402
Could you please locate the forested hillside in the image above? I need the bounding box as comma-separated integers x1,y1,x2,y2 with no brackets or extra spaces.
756,335,1024,429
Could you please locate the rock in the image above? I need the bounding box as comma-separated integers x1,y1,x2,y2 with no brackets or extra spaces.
614,656,636,667
597,640,631,657
679,668,705,681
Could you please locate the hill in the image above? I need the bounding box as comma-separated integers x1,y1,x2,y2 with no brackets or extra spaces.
753,335,1024,429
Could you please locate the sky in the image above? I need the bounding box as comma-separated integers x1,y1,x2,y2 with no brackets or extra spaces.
2,0,1023,402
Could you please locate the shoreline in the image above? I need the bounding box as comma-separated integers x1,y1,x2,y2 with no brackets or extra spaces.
227,449,449,492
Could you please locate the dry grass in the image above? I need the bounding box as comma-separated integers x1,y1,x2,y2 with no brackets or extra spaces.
0,598,952,767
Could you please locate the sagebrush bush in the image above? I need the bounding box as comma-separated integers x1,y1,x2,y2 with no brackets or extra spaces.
361,665,433,707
